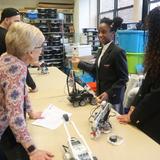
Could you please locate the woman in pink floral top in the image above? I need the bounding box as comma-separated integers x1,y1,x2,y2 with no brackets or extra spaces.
0,22,54,160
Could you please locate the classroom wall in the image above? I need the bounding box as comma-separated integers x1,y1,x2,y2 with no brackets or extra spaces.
74,0,97,34
133,0,143,22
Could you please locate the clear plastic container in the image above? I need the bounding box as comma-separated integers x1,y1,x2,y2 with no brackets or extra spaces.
72,47,79,71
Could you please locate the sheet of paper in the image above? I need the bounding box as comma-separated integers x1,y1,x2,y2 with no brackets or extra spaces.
32,104,72,129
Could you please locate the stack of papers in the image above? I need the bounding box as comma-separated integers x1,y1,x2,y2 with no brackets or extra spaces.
32,104,72,129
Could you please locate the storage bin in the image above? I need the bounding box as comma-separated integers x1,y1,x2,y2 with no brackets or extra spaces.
51,35,61,41
50,27,60,32
38,24,49,32
38,13,48,19
53,54,63,59
126,52,144,74
51,48,62,54
44,49,52,55
45,9,57,14
57,13,64,20
51,41,61,46
43,54,53,59
48,13,57,19
37,8,46,14
27,10,38,19
116,30,148,53
71,45,92,57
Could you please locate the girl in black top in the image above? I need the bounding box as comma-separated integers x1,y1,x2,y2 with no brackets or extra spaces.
117,7,160,144
72,17,128,110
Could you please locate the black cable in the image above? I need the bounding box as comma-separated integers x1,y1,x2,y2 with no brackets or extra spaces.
88,105,100,123
62,145,68,152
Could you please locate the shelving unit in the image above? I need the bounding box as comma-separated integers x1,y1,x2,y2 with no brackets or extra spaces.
83,28,99,52
36,8,65,69
21,6,75,69
63,13,74,43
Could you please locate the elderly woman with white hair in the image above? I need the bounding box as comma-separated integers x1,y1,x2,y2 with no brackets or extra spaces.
0,22,54,160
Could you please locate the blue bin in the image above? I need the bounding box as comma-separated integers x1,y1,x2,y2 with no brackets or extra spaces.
27,10,38,19
116,30,148,53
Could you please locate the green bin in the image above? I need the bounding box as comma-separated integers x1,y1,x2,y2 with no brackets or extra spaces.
126,52,144,74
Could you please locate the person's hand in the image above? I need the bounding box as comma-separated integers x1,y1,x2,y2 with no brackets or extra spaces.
117,106,135,124
28,111,43,120
29,87,38,93
117,114,131,124
29,149,54,160
97,92,109,103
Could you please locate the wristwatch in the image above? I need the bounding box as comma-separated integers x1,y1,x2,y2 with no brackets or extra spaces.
27,145,36,154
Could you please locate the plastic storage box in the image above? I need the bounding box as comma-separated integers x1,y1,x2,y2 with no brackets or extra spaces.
27,10,38,19
116,30,148,53
71,45,92,57
65,44,92,57
126,52,144,74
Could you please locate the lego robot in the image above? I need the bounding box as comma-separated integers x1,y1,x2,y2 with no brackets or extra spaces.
67,70,96,107
62,114,97,160
90,101,112,138
37,62,48,74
